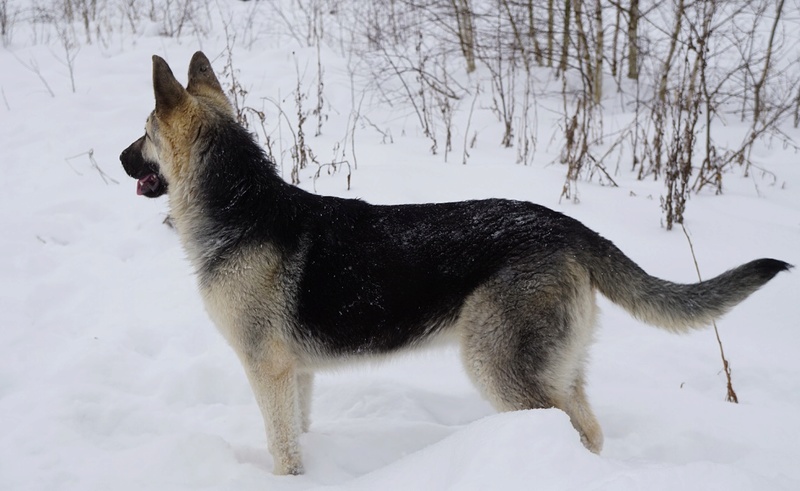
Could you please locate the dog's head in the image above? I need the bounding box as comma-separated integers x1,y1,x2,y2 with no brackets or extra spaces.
119,51,234,198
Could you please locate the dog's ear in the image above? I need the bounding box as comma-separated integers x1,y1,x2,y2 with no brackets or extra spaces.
187,51,224,96
152,55,187,119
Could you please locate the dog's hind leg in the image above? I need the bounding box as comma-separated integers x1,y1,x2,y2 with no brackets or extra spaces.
459,269,603,453
240,340,304,475
542,279,604,454
551,368,603,453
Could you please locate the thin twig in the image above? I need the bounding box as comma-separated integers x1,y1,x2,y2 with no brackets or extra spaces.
313,160,351,193
462,84,480,165
1,86,9,111
680,223,738,403
65,149,119,185
13,53,55,98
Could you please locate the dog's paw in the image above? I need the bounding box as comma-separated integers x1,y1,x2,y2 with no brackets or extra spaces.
273,461,304,476
580,432,603,455
272,452,304,476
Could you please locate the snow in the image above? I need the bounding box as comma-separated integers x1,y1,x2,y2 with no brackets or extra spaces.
1,2,799,490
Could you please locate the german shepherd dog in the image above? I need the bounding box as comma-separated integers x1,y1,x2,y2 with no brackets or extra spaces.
120,52,789,475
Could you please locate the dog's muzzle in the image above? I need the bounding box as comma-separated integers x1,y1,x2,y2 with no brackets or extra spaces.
120,135,167,198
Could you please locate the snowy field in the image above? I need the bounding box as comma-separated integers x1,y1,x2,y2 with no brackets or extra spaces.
1,3,799,490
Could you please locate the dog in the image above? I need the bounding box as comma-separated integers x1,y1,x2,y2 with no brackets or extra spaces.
120,51,790,475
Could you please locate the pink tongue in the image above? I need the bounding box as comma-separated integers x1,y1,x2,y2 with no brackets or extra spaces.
136,174,159,195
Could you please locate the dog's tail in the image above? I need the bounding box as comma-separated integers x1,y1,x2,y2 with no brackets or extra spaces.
583,238,791,333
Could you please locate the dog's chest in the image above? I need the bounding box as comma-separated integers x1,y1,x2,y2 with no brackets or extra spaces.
197,246,286,348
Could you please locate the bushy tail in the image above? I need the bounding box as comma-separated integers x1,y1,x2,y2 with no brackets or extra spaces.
584,239,791,333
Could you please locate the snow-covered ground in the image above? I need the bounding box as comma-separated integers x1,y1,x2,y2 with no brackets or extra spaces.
1,3,799,490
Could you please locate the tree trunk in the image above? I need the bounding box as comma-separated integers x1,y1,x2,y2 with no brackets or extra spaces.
559,0,571,74
573,0,591,89
627,0,639,80
752,0,785,124
594,0,603,104
647,0,684,179
451,0,477,73
527,0,543,65
547,0,554,67
611,2,621,78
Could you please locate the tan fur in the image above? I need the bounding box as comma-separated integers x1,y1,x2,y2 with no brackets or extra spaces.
157,110,198,181
143,114,198,251
456,259,603,452
197,242,305,474
147,58,310,473
198,246,284,346
143,53,620,473
124,52,787,477
542,262,603,452
297,372,314,433
239,338,304,475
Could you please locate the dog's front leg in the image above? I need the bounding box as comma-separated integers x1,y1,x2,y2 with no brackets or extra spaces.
297,371,314,432
241,347,304,476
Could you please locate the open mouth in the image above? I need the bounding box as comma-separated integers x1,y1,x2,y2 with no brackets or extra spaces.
136,174,161,196
120,135,167,198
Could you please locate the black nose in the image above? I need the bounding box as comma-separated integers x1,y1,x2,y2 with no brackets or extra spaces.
120,135,147,178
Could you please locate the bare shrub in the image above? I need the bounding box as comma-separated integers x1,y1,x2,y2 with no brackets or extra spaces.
1,0,18,47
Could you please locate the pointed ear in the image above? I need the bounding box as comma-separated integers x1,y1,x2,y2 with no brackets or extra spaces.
187,51,224,96
152,55,187,118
